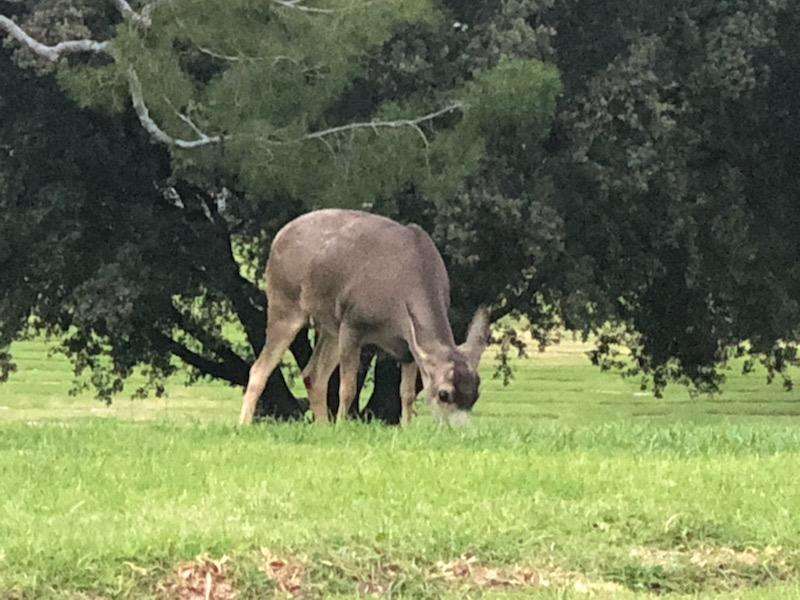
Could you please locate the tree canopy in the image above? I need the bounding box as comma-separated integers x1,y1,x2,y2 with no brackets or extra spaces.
2,0,799,414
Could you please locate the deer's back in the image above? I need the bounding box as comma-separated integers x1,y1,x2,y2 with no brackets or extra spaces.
265,209,449,334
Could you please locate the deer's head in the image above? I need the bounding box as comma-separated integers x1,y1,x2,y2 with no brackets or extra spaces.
410,307,491,424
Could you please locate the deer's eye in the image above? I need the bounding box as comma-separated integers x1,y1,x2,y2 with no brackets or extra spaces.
438,390,452,403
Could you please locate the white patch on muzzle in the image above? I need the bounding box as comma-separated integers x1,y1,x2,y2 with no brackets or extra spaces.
429,400,471,428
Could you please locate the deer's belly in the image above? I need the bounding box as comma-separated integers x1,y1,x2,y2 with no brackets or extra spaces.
362,332,414,363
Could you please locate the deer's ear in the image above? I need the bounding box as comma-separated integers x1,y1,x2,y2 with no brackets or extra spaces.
405,305,429,364
458,307,491,370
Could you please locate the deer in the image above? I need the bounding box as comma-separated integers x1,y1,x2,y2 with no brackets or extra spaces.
239,209,491,426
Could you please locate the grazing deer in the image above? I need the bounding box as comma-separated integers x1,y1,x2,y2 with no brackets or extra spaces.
239,209,490,426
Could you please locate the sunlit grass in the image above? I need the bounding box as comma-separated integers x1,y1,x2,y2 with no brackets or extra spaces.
2,337,800,598
5,336,800,426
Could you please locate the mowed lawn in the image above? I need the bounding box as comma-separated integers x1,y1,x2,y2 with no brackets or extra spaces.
2,339,800,598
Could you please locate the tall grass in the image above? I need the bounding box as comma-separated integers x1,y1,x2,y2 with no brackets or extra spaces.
2,338,800,598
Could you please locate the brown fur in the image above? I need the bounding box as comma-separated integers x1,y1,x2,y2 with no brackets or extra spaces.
239,209,491,426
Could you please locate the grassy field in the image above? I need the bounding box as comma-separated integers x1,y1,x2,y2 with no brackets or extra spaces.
2,338,800,598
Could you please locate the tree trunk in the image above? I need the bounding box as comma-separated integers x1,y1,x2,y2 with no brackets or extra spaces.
361,355,402,424
253,369,306,421
252,330,312,421
361,354,425,424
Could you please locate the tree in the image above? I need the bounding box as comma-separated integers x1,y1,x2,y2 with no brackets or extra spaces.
4,0,798,413
322,0,800,396
0,41,312,416
1,0,561,419
543,0,800,393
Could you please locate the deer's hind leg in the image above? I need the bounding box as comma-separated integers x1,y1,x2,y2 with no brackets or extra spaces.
301,329,339,424
239,306,306,425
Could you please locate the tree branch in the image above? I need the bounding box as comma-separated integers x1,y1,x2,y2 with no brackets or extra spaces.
2,7,464,152
0,6,219,150
141,0,167,21
196,45,303,68
167,182,268,355
116,0,167,27
197,191,269,355
271,0,335,14
152,331,247,385
170,304,251,371
301,102,464,144
127,67,223,149
113,0,151,27
0,0,154,62
0,15,109,61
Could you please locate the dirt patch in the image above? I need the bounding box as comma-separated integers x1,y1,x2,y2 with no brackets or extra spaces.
261,549,308,598
706,409,800,417
157,555,237,599
432,554,540,589
706,398,800,404
265,551,624,596
152,547,793,598
353,561,403,597
631,546,758,567
619,545,796,593
430,553,623,595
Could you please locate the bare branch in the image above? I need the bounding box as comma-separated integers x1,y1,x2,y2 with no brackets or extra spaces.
2,9,463,153
163,96,207,139
141,0,168,21
117,0,167,26
1,0,156,62
0,15,109,61
302,102,464,144
127,67,223,149
196,46,246,62
113,0,152,27
237,103,465,149
113,0,137,18
316,135,337,161
196,46,302,68
271,0,389,15
271,0,335,14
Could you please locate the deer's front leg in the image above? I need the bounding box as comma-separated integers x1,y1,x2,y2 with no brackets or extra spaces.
336,327,361,423
239,311,304,425
400,361,419,427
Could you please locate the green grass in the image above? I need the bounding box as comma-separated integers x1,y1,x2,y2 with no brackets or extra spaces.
2,338,800,598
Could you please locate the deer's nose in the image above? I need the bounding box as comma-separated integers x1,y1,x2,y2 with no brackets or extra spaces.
455,390,478,411
461,395,478,411
438,390,453,403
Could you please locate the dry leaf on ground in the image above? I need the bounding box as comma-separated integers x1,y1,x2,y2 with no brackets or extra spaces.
157,554,236,600
261,549,307,598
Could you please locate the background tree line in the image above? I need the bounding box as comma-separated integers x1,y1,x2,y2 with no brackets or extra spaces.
2,0,799,420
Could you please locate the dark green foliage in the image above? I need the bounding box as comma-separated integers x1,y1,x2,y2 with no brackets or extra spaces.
545,0,800,392
0,45,300,409
2,0,800,404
